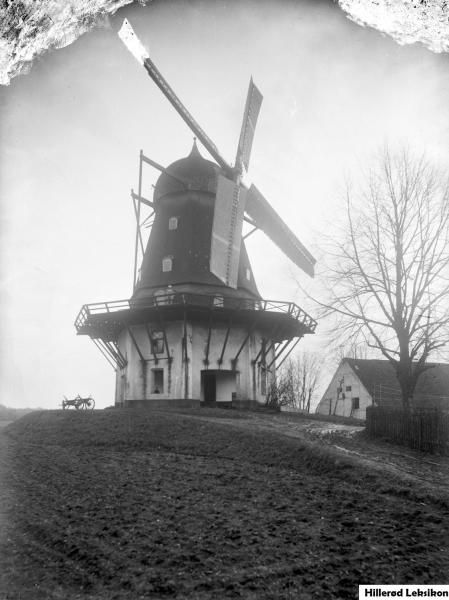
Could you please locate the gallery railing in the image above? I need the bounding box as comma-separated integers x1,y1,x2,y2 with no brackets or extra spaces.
75,292,317,333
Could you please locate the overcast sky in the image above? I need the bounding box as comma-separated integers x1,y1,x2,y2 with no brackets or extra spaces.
1,0,449,409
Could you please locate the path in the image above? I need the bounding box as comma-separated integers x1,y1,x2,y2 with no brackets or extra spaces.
184,410,449,498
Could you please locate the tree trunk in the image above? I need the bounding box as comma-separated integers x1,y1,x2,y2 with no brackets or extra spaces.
306,388,311,413
396,365,416,412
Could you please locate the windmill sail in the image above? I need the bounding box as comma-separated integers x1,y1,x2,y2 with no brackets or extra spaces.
246,185,316,277
118,19,150,65
210,175,247,288
235,78,263,173
118,18,317,281
118,20,233,177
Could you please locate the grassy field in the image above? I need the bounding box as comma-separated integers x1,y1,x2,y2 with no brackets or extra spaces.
1,408,448,599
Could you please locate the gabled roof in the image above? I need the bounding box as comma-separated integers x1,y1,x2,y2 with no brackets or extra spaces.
345,358,399,398
344,358,449,407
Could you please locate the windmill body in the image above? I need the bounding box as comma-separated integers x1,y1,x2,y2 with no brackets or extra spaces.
74,20,317,408
134,143,258,301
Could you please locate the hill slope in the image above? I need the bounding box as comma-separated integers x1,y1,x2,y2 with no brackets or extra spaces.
1,409,448,599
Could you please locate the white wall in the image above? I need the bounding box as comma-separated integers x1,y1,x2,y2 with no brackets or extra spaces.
316,361,372,419
115,318,276,404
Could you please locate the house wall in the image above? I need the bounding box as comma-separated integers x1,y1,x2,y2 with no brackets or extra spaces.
316,361,372,420
114,319,276,406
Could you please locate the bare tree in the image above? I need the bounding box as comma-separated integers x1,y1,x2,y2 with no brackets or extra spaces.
315,148,449,410
334,342,368,365
273,352,321,412
265,376,295,410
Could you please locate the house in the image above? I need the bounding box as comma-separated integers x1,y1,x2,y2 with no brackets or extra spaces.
316,359,449,420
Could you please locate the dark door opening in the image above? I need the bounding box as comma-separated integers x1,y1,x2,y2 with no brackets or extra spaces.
202,371,216,404
201,370,236,404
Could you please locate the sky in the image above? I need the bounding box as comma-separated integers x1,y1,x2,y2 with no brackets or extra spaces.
1,0,449,409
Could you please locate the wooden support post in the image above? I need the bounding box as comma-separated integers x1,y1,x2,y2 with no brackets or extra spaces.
141,209,155,227
132,192,145,255
266,338,291,370
104,340,126,369
204,311,214,366
144,323,158,364
93,338,117,370
133,150,144,291
267,335,303,371
154,305,171,363
127,327,145,361
232,331,251,370
252,322,279,365
161,320,171,363
260,340,276,366
276,336,302,370
243,225,258,240
218,317,232,366
183,310,189,399
232,315,260,369
253,338,266,365
131,190,154,208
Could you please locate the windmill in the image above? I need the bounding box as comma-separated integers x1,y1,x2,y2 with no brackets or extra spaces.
74,20,317,408
118,19,315,289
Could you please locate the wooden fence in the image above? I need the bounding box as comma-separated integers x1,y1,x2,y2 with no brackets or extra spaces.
366,406,449,455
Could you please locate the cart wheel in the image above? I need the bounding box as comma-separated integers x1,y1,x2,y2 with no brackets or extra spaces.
80,401,88,410
88,398,95,410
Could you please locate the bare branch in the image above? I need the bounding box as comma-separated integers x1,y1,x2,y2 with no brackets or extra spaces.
313,147,449,409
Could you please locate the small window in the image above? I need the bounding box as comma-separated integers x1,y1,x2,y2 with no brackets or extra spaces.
213,295,224,307
152,369,164,394
151,331,164,354
162,256,173,272
245,268,251,281
346,385,352,392
168,217,178,230
352,397,360,410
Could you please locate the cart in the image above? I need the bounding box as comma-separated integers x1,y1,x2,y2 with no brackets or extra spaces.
62,394,95,410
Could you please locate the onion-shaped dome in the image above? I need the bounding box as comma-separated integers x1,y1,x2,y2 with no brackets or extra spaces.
154,140,220,203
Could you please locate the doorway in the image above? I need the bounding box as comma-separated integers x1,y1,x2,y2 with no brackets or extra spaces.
201,370,236,405
202,371,216,404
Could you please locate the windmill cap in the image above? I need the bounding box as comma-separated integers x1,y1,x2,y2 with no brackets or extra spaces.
153,141,220,202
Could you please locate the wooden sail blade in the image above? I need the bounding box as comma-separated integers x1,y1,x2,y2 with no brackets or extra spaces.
210,175,247,288
118,18,150,65
118,19,233,177
235,78,263,174
246,184,316,277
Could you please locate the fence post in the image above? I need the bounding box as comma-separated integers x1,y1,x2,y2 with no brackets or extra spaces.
365,406,448,455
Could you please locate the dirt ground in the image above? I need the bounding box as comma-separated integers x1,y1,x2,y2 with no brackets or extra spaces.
1,408,448,600
205,411,449,498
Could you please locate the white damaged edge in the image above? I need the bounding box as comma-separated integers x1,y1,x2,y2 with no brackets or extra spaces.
118,18,149,65
0,0,138,86
338,0,449,54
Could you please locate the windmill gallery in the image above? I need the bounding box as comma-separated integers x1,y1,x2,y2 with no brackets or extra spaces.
74,20,317,408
